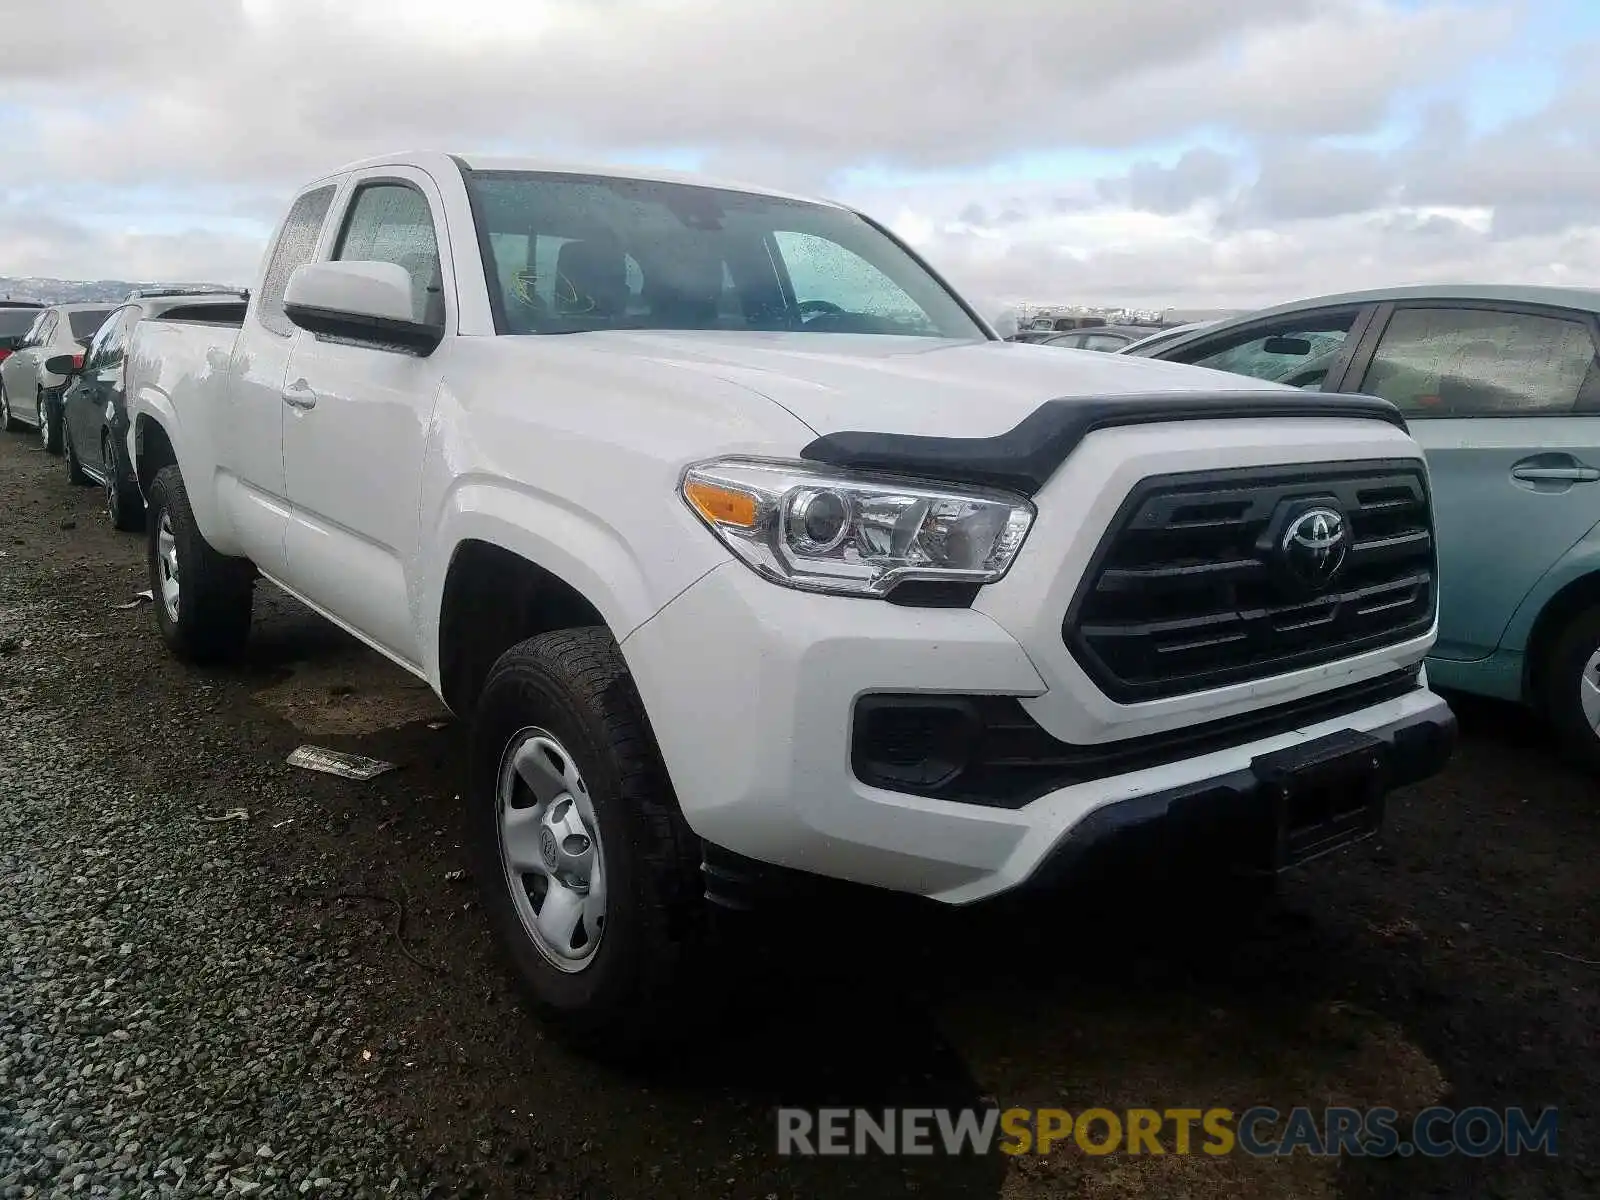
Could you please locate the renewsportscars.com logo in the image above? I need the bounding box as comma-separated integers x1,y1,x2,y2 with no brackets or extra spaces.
776,1106,1560,1159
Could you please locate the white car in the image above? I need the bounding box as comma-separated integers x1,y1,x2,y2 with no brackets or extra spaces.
124,151,1456,1055
0,302,116,452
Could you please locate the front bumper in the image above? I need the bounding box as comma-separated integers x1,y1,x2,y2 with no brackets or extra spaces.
622,562,1453,905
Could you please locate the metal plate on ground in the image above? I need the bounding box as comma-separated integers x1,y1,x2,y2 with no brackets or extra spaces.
287,745,396,781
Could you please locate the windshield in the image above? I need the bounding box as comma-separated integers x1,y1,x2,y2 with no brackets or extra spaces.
0,309,39,341
462,170,984,339
68,308,114,340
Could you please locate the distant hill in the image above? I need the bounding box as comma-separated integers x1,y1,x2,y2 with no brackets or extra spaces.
0,277,240,305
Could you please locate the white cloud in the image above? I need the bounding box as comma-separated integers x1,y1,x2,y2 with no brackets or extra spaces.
3,0,1597,311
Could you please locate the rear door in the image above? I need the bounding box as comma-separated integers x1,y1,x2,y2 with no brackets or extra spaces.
69,305,134,471
217,183,341,579
1334,302,1600,661
3,310,55,413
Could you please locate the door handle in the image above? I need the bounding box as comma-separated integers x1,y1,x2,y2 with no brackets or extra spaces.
1511,465,1600,484
281,379,317,410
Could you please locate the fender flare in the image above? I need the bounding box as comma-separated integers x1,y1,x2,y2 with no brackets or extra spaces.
418,479,663,688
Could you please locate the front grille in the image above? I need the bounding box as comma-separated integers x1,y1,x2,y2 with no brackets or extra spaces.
1065,460,1436,703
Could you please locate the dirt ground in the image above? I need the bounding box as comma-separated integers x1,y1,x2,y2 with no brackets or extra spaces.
1,428,1595,1199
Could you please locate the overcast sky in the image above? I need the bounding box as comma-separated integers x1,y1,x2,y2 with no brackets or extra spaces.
3,0,1596,309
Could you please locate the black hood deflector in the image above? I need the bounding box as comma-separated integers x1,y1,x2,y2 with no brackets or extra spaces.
798,392,1408,496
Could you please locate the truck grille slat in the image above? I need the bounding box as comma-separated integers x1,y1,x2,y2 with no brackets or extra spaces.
1065,461,1437,702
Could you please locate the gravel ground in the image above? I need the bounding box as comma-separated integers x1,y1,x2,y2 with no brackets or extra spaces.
1,428,1597,1200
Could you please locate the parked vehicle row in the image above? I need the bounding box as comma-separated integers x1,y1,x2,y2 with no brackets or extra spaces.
0,302,115,448
30,151,1450,1058
1125,285,1600,769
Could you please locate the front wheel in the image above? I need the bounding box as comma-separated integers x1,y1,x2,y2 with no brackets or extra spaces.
1543,605,1600,773
468,627,709,1059
145,465,255,663
38,391,63,456
0,382,16,432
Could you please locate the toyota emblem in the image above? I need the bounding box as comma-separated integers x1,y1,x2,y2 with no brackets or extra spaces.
1280,507,1348,590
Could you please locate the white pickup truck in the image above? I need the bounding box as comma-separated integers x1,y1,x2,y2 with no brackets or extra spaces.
125,151,1455,1053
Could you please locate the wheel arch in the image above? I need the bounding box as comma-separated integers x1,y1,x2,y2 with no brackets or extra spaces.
1522,569,1600,710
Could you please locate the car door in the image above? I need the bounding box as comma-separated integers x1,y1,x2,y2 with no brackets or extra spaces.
278,170,453,666
69,306,132,471
216,183,341,580
1333,302,1600,662
3,310,55,413
1159,304,1379,390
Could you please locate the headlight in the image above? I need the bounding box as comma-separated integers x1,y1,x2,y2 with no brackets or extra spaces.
680,457,1035,598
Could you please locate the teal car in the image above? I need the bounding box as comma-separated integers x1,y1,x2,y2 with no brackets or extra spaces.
1132,284,1600,770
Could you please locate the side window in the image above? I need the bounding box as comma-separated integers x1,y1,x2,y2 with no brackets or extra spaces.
258,185,337,337
334,183,443,325
773,230,934,333
1175,311,1360,388
85,307,131,370
1081,334,1127,352
1359,307,1599,417
29,312,57,347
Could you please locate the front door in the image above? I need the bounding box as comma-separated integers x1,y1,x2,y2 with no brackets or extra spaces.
1342,303,1600,661
279,170,452,666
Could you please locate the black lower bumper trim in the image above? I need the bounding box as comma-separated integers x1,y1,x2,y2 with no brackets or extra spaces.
1020,698,1456,889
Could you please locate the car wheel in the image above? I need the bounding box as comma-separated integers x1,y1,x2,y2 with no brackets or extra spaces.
38,391,63,456
104,432,144,531
145,464,255,663
65,424,91,485
0,382,16,432
469,626,709,1059
1544,605,1600,773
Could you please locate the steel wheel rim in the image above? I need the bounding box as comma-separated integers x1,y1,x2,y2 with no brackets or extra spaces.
157,511,181,622
104,440,117,518
1582,650,1600,735
495,727,607,973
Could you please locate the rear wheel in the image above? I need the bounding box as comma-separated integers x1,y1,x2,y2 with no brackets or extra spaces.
468,627,710,1059
104,432,144,531
145,464,255,662
65,424,91,485
38,391,63,456
1543,605,1600,773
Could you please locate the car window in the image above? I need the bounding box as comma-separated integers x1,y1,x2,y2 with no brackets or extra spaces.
0,309,38,339
67,309,112,342
1359,307,1600,417
1173,311,1360,387
464,170,982,338
258,184,337,337
32,312,58,346
771,231,938,334
1080,334,1129,352
86,306,135,371
334,182,444,325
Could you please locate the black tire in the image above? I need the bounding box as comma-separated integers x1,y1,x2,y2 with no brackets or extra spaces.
145,464,255,663
1542,605,1600,773
39,391,63,456
64,425,91,485
104,432,144,531
0,381,16,432
469,627,709,1059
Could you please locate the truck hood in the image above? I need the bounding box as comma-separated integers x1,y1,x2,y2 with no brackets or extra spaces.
544,330,1288,438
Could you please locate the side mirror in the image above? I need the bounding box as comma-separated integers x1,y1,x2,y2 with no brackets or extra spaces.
283,261,443,355
45,352,83,375
1261,335,1313,356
